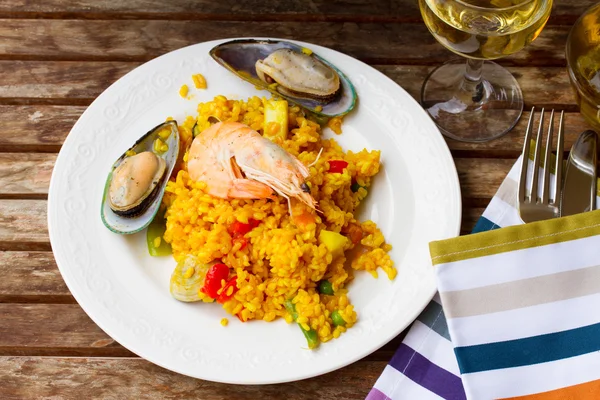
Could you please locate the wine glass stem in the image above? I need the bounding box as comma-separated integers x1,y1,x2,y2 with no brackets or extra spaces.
463,59,485,103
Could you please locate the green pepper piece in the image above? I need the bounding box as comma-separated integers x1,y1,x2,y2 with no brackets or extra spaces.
284,299,320,349
302,328,319,349
331,310,346,327
318,280,334,295
192,122,202,137
146,207,172,256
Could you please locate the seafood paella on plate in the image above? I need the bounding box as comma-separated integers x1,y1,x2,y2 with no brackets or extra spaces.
101,39,396,349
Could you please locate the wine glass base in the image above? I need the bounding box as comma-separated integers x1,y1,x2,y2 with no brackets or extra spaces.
421,59,524,142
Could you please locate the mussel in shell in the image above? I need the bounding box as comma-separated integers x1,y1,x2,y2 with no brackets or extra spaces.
108,151,166,217
209,39,357,118
101,120,180,235
255,48,341,103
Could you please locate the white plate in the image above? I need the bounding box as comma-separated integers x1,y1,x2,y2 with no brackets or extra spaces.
48,38,461,384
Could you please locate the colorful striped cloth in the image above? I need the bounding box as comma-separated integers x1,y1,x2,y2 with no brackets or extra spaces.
367,158,600,400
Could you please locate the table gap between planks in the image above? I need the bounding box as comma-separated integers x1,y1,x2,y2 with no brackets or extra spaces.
0,1,593,399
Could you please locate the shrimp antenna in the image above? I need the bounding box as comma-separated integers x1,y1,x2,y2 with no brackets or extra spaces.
307,147,324,168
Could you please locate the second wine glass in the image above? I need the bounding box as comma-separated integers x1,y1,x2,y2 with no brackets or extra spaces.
419,0,553,142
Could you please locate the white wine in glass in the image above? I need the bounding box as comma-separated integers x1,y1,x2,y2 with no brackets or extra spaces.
419,0,553,142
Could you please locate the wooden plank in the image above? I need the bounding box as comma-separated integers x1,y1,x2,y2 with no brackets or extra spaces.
0,0,410,21
0,252,71,302
0,200,49,251
0,0,592,24
0,105,83,152
0,356,383,399
0,20,569,65
0,304,133,357
0,153,55,197
462,207,485,234
0,61,138,102
456,159,514,201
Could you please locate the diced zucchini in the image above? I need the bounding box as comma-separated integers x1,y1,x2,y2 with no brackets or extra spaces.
263,99,288,141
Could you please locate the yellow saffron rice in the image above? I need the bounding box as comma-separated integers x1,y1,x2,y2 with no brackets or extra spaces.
163,95,395,344
192,73,207,89
178,84,189,98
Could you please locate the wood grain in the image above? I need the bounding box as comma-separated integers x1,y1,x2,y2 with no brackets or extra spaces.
0,252,71,302
0,106,83,152
0,0,412,21
0,356,383,399
0,304,133,357
0,61,138,102
0,20,569,65
0,153,55,197
0,0,592,24
0,200,49,251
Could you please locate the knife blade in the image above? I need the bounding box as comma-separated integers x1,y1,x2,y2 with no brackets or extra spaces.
560,130,598,216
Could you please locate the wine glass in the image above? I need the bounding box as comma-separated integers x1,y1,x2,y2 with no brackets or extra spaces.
566,2,600,131
419,0,553,142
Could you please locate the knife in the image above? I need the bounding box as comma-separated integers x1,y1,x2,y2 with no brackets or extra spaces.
560,130,598,216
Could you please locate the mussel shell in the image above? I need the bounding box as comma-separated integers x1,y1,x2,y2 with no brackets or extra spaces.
101,120,180,235
209,39,357,118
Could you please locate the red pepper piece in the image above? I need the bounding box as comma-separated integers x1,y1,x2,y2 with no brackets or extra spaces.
328,160,348,173
217,276,239,304
200,263,230,299
229,219,260,238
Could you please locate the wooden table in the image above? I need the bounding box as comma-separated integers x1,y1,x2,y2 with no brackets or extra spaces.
0,1,593,398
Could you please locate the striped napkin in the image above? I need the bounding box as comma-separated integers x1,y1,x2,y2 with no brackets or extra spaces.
367,157,600,400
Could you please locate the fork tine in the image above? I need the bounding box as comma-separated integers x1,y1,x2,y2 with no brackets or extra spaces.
518,108,536,203
554,111,565,203
541,110,555,204
530,108,545,203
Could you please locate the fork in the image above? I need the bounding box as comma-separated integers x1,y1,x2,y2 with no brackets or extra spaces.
518,107,565,223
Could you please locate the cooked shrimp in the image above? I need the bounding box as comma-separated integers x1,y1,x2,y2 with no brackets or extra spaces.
187,121,316,211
